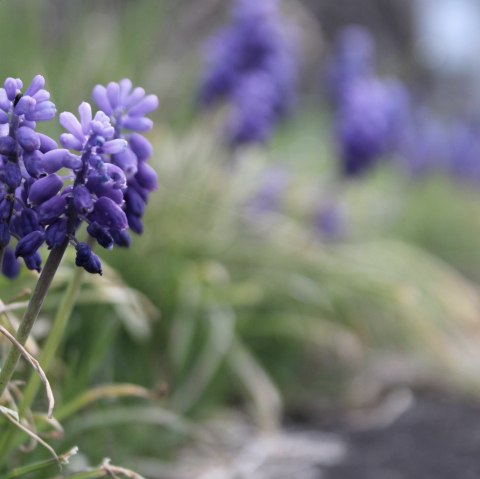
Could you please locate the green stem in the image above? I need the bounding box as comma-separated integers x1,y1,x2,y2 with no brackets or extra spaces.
0,243,86,461
0,242,68,398
19,263,85,415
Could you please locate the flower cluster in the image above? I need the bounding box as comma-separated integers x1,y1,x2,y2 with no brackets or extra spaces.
327,26,410,177
198,0,297,146
0,76,158,279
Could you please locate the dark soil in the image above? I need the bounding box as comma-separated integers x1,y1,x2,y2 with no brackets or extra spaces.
322,394,480,479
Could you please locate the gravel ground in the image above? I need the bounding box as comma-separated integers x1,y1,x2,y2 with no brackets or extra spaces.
323,393,480,479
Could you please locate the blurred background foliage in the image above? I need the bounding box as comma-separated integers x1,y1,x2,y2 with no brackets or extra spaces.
2,0,480,476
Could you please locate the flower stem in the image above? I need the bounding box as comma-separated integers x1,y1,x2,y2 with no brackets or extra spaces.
0,246,5,275
0,241,68,399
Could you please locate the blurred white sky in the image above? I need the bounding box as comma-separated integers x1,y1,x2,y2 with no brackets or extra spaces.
415,0,480,75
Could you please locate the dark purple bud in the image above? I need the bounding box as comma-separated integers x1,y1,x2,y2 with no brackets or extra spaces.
112,147,138,177
23,150,44,178
93,196,128,230
127,213,143,235
2,247,20,279
28,174,63,205
18,208,40,235
125,188,146,216
5,162,22,189
17,126,40,152
0,221,10,247
105,163,127,189
73,185,94,214
135,161,158,191
86,175,124,204
0,136,16,156
23,252,42,272
37,133,58,153
15,230,45,258
128,133,152,161
37,195,67,224
111,229,131,248
75,242,103,275
87,221,114,249
45,218,67,249
0,197,10,220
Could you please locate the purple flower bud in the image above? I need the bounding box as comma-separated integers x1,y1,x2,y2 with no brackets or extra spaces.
45,218,67,249
73,185,94,214
128,94,159,117
93,196,128,231
37,195,67,224
0,222,10,247
75,242,102,275
4,78,18,101
0,89,10,111
124,87,146,109
63,154,83,171
60,133,83,151
0,197,10,220
122,117,153,132
33,89,50,103
86,175,124,204
2,247,20,279
113,147,138,177
17,126,40,152
38,133,58,153
105,163,127,189
15,230,45,258
135,161,158,191
14,96,36,116
5,162,22,189
101,139,127,155
23,252,42,272
26,101,56,121
127,213,144,234
87,221,114,249
0,111,8,124
25,75,45,97
125,188,146,216
28,174,63,205
92,85,113,115
0,136,16,156
59,111,84,141
111,229,131,248
42,149,72,173
17,208,40,235
128,133,152,161
23,151,44,178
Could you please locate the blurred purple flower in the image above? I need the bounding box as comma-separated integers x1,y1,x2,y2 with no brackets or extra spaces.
199,0,297,147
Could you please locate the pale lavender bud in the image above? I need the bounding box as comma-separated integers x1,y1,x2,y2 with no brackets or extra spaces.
4,78,18,101
59,111,84,141
101,138,127,155
14,96,36,116
60,133,83,151
128,94,159,117
0,89,9,111
113,147,138,176
92,85,113,115
25,75,45,97
122,116,153,132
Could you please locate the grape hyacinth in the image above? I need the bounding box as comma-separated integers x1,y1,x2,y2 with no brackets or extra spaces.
327,26,411,177
198,0,297,147
0,76,158,279
0,75,57,277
